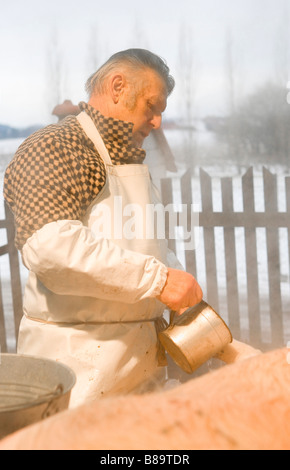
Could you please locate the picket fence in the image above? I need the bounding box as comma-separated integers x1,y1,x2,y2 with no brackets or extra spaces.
0,201,22,353
0,166,289,353
160,166,290,351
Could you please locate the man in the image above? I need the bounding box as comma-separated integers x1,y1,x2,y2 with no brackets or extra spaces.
4,49,203,407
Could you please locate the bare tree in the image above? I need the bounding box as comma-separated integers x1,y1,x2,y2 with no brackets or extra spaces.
177,21,198,170
224,28,236,116
86,24,101,77
223,28,247,162
45,27,67,122
178,21,196,126
273,0,290,163
274,0,290,86
215,82,290,165
131,17,150,49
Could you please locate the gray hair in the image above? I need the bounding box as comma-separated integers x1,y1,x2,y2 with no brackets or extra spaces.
85,48,175,97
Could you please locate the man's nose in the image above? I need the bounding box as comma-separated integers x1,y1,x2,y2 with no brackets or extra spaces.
151,114,162,130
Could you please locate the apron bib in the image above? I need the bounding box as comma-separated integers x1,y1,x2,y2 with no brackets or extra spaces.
18,112,168,408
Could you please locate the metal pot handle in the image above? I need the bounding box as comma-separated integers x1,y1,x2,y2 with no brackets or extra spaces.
41,384,64,420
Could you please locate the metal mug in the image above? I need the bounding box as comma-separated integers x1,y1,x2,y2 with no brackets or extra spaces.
159,300,233,374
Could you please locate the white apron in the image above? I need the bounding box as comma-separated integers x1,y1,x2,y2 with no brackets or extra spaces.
18,112,168,408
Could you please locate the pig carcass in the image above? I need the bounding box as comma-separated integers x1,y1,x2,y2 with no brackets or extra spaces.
0,346,289,450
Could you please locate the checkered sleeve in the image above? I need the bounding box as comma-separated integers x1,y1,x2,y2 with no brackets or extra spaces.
4,129,106,249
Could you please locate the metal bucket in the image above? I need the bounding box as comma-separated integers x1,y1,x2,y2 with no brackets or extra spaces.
0,354,76,440
159,300,233,374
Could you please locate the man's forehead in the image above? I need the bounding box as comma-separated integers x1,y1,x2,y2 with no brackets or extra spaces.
143,71,167,104
147,85,167,107
151,93,167,112
140,67,166,88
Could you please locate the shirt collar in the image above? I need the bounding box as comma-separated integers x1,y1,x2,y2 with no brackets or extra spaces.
78,102,146,164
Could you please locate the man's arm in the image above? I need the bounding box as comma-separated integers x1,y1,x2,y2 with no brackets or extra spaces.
21,219,168,303
22,219,203,308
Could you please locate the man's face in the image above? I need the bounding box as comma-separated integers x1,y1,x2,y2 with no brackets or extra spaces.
118,69,168,148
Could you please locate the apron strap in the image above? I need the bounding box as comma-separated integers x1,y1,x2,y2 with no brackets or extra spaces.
24,314,168,327
24,314,168,367
77,111,113,166
76,111,168,367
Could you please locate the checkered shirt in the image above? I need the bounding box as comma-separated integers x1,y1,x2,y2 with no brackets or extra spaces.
4,102,146,249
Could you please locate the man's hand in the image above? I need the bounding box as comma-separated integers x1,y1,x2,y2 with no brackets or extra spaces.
157,268,203,313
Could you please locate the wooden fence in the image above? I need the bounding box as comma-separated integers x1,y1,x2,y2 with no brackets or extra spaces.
0,202,23,353
0,166,289,353
161,166,290,351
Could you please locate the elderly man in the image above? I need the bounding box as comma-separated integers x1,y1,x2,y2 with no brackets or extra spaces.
4,49,202,407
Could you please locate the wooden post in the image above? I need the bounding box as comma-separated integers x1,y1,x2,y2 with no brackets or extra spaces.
242,168,261,347
221,176,240,337
199,168,219,313
160,177,176,254
263,168,284,348
4,202,23,349
180,169,197,277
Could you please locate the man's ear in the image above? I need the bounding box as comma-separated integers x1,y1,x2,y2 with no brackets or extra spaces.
111,74,125,103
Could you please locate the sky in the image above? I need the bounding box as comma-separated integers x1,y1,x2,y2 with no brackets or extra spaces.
0,0,289,127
